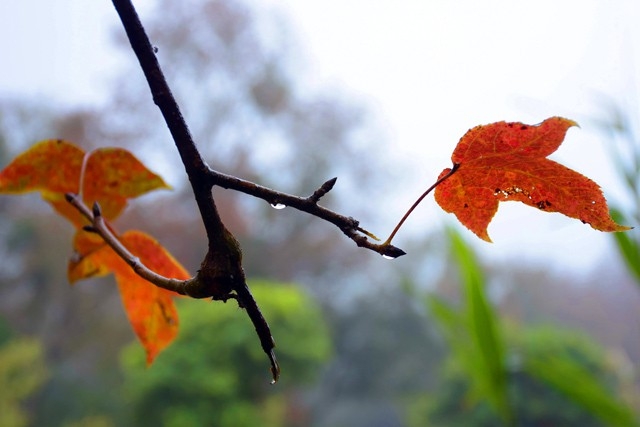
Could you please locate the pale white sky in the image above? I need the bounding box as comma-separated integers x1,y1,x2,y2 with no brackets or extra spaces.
269,1,640,275
1,0,638,275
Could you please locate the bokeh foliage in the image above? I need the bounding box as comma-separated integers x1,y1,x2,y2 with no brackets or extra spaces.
418,229,637,427
119,280,330,427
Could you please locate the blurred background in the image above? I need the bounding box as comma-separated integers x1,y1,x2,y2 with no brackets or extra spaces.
0,0,638,425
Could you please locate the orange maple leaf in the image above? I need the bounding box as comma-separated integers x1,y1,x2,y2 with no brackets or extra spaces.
0,139,169,227
69,230,189,365
0,139,185,363
434,117,630,242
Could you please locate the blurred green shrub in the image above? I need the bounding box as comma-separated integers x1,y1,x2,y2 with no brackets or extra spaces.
413,228,637,427
0,336,49,427
119,279,331,427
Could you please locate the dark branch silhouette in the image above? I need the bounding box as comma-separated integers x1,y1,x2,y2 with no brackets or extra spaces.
86,0,415,382
44,0,464,382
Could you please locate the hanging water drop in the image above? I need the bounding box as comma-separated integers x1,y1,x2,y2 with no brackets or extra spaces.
270,203,286,210
381,254,396,260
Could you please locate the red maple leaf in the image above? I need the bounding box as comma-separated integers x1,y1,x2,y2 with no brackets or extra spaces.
434,117,630,242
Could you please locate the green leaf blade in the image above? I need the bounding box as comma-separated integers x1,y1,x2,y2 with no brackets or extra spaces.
447,227,513,424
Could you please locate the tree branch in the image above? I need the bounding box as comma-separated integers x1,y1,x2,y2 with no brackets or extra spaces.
112,0,281,382
111,0,225,248
65,193,194,295
208,171,406,257
66,191,282,382
108,0,405,382
110,0,405,259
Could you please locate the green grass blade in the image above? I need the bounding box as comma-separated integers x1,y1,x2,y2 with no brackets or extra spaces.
611,209,640,285
447,227,513,424
525,353,638,427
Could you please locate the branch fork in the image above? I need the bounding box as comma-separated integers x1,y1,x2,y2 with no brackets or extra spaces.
66,192,280,382
99,0,459,382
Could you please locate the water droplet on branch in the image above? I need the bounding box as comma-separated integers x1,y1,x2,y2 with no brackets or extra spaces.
270,203,286,210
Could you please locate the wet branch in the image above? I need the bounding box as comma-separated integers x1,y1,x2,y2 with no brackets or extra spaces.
65,192,281,382
65,193,194,295
107,0,408,382
208,171,405,257
112,0,283,383
110,0,403,259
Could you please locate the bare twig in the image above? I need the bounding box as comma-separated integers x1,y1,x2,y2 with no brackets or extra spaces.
111,0,404,259
106,0,407,383
67,191,283,381
208,170,401,255
111,0,280,383
66,193,195,295
308,177,338,203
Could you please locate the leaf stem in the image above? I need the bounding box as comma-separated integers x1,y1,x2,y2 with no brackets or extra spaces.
383,163,460,246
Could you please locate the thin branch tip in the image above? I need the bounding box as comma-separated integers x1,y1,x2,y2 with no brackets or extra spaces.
82,225,98,233
92,201,102,218
322,176,338,191
269,350,280,384
308,176,338,203
381,245,407,259
356,226,381,242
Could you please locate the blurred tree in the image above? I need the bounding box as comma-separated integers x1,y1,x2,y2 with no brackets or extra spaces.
306,286,446,427
108,0,387,195
498,266,640,369
0,335,49,427
119,280,330,427
63,415,115,427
